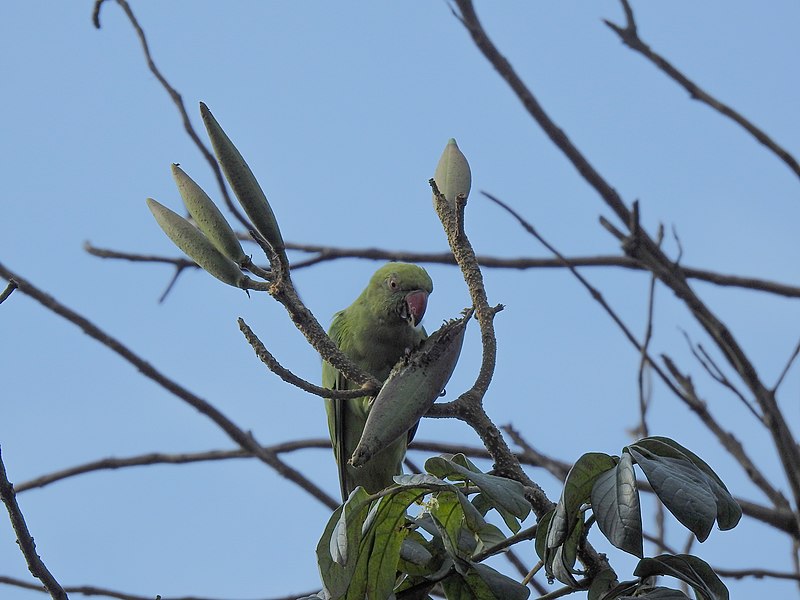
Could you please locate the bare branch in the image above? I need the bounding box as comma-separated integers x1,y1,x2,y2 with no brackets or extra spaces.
238,318,379,400
485,193,788,514
85,240,800,299
681,331,763,423
453,0,800,513
0,279,18,304
604,0,800,181
0,261,338,510
92,0,249,228
0,574,317,600
773,337,800,393
0,448,68,600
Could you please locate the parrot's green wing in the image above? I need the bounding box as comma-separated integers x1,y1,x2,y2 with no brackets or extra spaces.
323,310,351,501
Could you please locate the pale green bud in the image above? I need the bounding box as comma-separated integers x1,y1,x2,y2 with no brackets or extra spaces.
199,102,287,264
433,138,471,209
171,164,247,266
146,198,248,289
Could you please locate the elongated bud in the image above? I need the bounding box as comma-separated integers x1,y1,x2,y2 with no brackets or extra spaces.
350,309,472,468
171,164,247,266
199,102,287,265
146,198,248,289
433,138,471,209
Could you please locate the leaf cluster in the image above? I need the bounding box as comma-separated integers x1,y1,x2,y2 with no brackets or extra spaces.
537,436,741,599
315,454,531,600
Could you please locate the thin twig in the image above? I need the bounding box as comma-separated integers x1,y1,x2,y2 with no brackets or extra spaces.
0,279,18,304
773,337,800,393
604,0,800,181
238,318,379,399
636,224,661,440
431,182,611,580
681,331,763,423
92,0,248,228
248,232,381,391
455,0,800,517
0,574,316,600
85,240,800,299
0,448,68,600
0,261,338,510
486,194,788,512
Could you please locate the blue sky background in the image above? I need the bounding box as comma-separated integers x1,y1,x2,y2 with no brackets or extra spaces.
2,2,799,598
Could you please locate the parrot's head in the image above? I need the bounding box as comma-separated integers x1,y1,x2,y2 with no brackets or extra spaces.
366,262,433,328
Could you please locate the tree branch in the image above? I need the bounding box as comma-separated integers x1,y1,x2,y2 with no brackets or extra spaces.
604,0,800,181
0,261,338,510
453,0,800,525
0,574,317,600
92,0,249,228
0,448,68,600
84,241,800,299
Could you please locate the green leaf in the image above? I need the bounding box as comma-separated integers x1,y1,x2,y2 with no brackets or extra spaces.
425,455,530,522
550,516,583,586
431,491,468,560
471,562,530,600
591,451,643,557
596,579,639,600
395,473,452,489
628,447,716,542
633,437,741,530
587,568,617,600
316,487,372,599
620,588,692,599
399,534,433,574
440,563,530,600
367,488,420,600
472,492,521,534
548,452,616,549
534,509,554,563
634,554,729,600
442,572,478,600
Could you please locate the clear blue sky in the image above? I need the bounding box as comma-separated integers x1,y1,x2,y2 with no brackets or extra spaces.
2,2,799,599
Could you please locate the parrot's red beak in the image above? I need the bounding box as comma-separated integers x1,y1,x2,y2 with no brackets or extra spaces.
403,290,428,327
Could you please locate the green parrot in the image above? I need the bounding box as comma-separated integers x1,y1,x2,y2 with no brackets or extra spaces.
323,262,433,500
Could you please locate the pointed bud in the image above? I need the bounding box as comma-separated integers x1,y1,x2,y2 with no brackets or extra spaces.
171,164,247,266
199,102,287,264
433,138,471,209
350,309,472,468
146,198,248,289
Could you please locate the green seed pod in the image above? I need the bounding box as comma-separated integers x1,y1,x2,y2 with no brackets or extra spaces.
350,309,472,468
171,164,247,266
199,102,287,264
433,138,471,209
146,198,248,289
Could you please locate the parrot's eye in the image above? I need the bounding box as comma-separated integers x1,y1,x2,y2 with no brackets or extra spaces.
387,276,399,290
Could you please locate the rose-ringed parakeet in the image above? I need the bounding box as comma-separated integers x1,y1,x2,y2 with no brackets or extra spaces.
323,262,433,500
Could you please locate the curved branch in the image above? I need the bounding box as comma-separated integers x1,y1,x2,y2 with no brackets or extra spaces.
454,0,800,528
604,0,800,181
85,240,800,300
0,574,316,600
92,0,249,229
0,449,68,600
0,261,338,511
238,318,379,399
